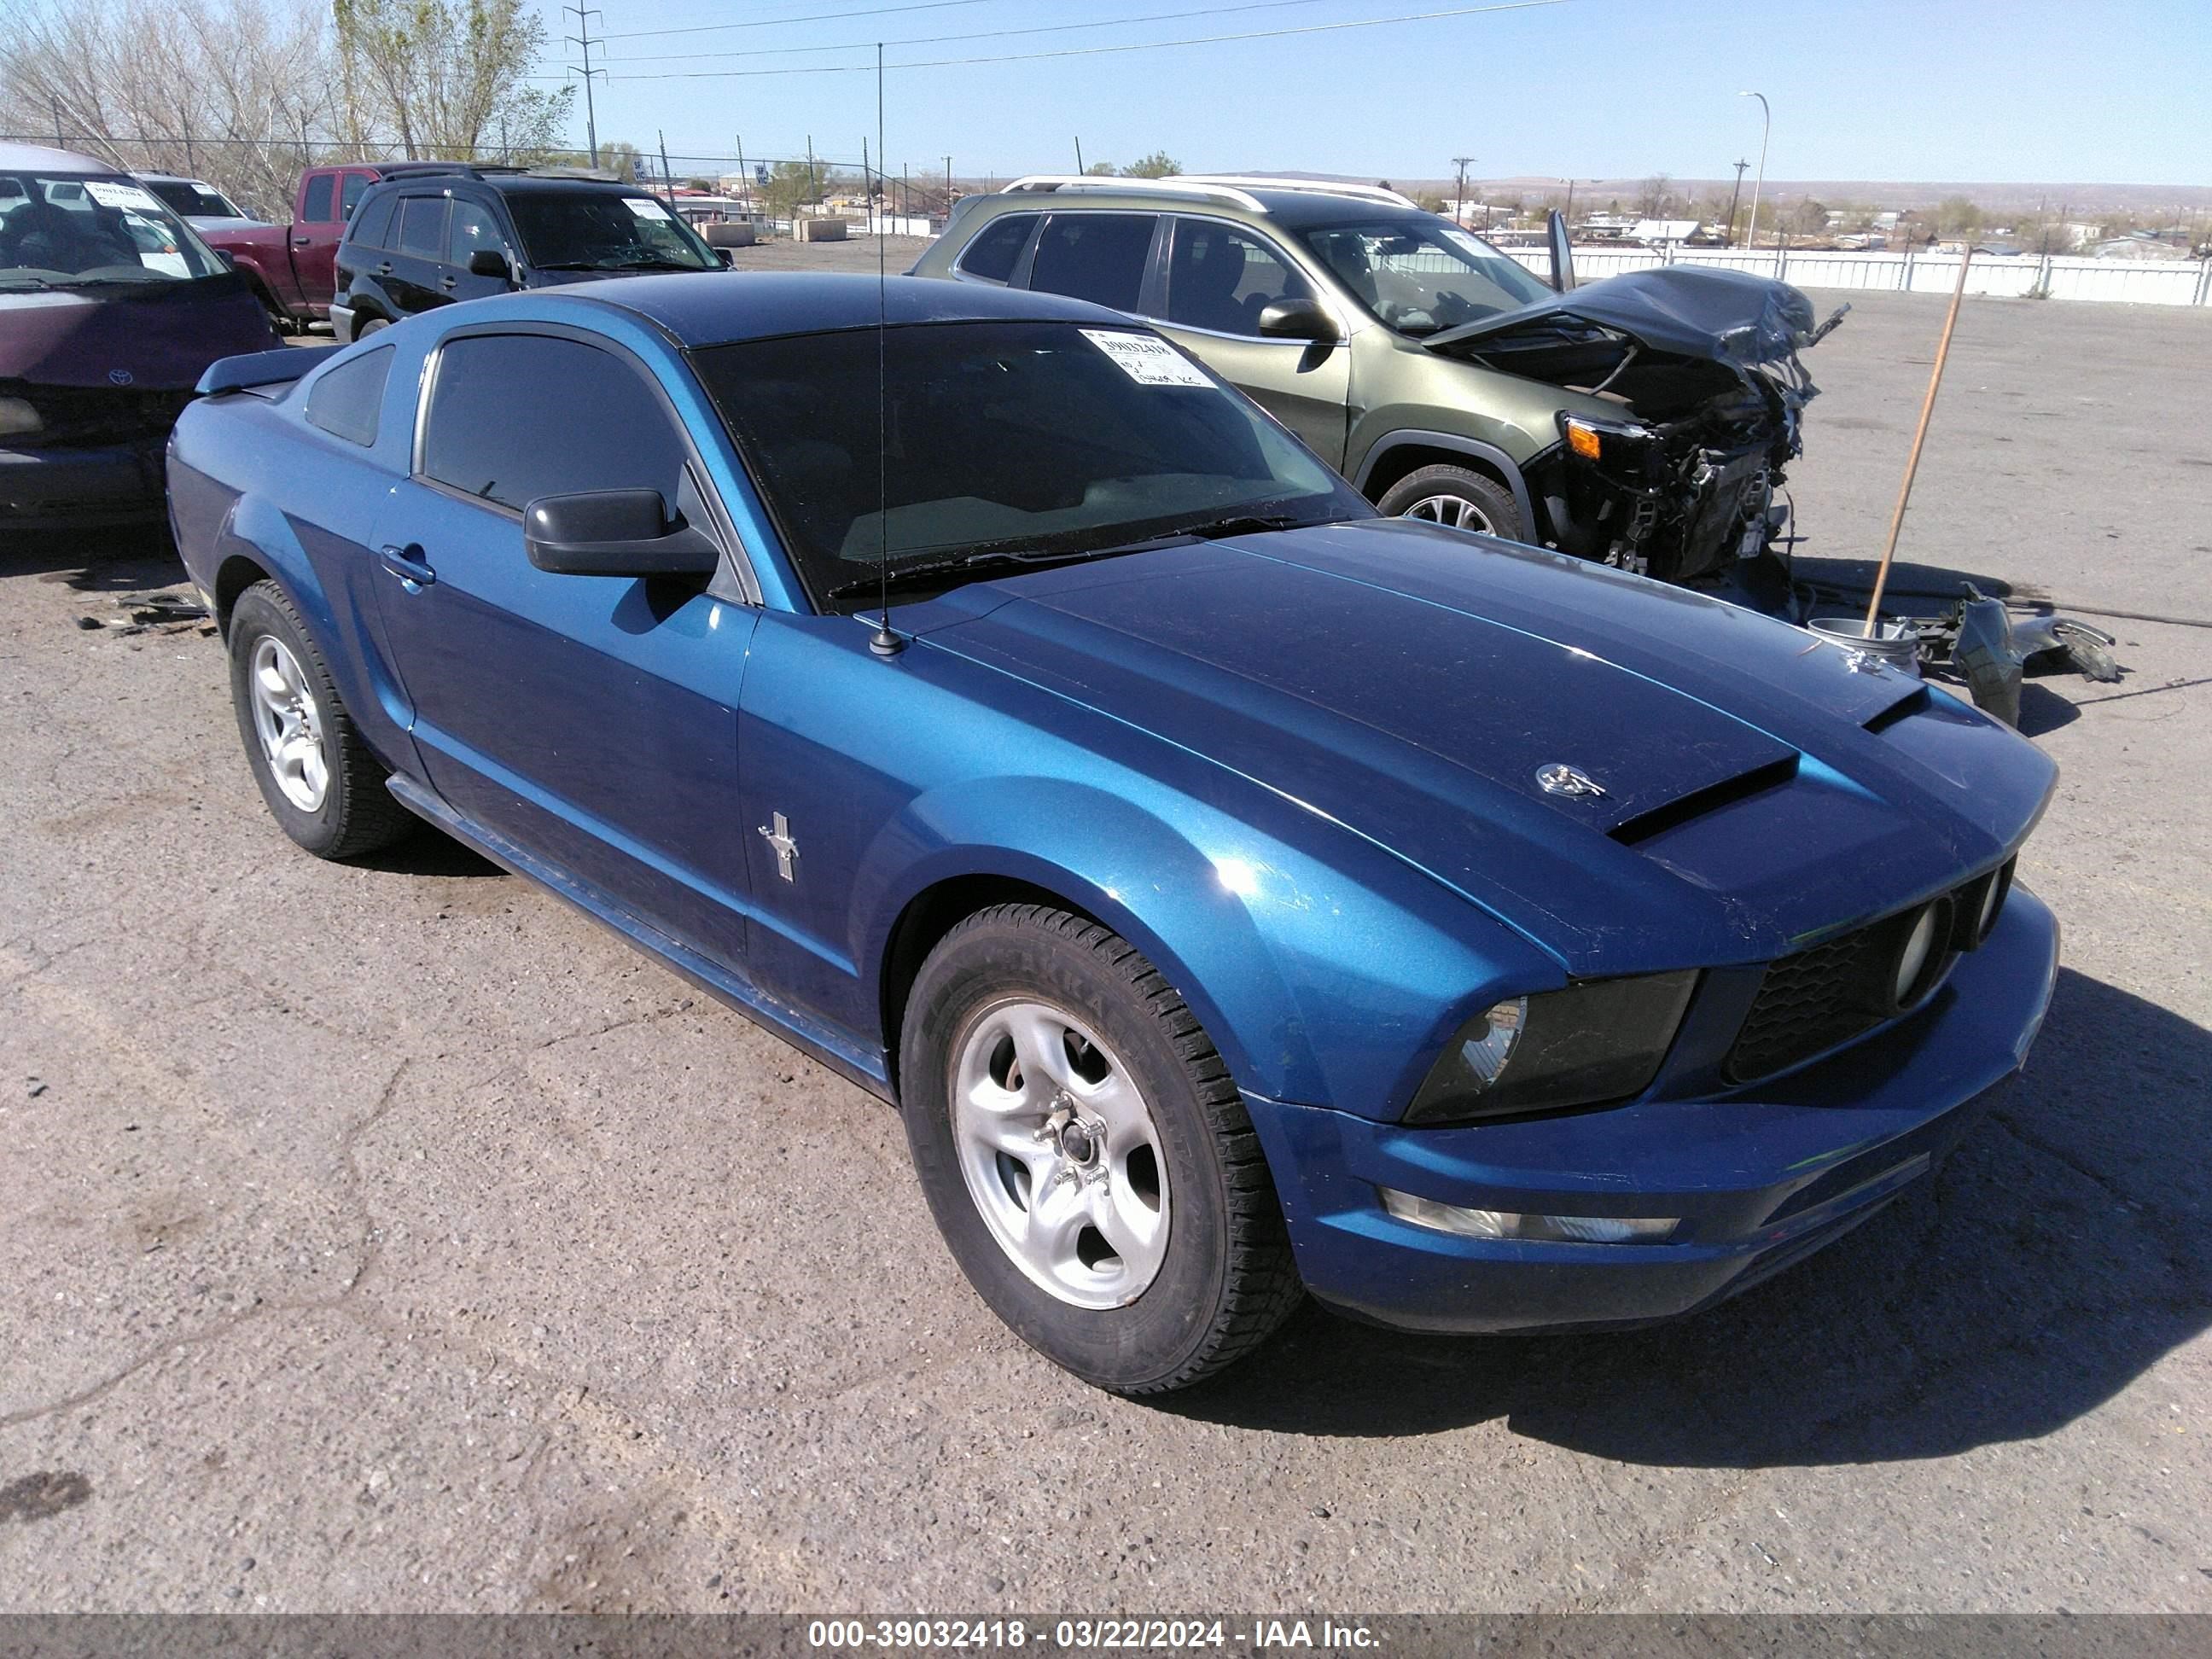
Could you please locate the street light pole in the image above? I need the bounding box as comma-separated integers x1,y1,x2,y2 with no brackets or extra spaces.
1739,90,1770,250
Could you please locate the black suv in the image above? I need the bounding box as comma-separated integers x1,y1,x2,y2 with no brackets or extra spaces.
330,165,728,341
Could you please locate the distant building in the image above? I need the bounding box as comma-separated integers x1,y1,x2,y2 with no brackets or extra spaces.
1630,218,1701,247
2092,233,2191,260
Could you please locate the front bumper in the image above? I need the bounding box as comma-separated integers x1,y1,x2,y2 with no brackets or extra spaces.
1245,886,2059,1334
0,438,166,528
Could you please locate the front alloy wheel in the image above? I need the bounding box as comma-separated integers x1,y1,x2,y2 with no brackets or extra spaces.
900,904,1301,1394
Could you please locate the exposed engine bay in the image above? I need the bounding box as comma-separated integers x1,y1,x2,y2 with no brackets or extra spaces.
1425,266,1847,585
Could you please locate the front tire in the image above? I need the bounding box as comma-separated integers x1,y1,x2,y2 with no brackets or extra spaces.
899,905,1301,1394
1377,463,1523,540
227,580,414,860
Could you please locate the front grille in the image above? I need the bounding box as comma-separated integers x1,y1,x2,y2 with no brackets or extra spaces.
2,382,195,450
1724,925,1890,1083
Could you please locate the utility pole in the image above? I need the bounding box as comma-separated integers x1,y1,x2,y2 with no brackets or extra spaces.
735,134,751,213
806,134,817,208
945,154,953,216
901,161,909,220
1726,158,1749,246
1452,154,1474,223
658,130,676,209
862,137,872,237
562,5,605,169
1739,90,1771,249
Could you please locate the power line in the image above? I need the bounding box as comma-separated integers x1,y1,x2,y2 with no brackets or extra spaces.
596,0,1571,79
594,0,1341,64
602,0,990,44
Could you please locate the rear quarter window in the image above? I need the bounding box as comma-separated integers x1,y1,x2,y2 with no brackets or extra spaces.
304,346,393,448
348,194,397,250
955,212,1038,283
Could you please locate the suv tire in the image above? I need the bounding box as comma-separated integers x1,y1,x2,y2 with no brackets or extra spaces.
1377,463,1523,540
899,904,1302,1394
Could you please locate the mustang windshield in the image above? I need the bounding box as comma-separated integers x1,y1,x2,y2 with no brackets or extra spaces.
508,192,719,271
1301,219,1552,337
696,321,1365,611
0,172,227,288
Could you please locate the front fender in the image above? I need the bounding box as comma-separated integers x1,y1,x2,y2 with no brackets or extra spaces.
857,775,1558,1119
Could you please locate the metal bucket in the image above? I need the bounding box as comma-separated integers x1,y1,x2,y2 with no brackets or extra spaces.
1807,616,1922,677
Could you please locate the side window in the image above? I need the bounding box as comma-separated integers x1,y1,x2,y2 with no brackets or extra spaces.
340,172,371,219
1165,219,1316,336
350,193,396,250
398,196,448,258
301,172,335,224
420,334,690,515
447,198,504,264
954,212,1038,283
1027,213,1156,311
304,346,393,447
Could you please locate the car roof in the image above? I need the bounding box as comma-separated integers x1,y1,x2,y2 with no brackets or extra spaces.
543,271,1129,346
0,142,129,176
980,180,1435,233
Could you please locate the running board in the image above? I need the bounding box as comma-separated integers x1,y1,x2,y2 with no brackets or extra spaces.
385,775,896,1104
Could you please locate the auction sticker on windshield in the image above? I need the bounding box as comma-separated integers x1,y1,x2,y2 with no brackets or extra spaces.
84,180,166,213
624,197,675,221
1080,329,1213,388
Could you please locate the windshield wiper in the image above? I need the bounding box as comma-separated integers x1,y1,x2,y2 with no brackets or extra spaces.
1167,511,1315,540
824,531,1202,602
603,256,711,271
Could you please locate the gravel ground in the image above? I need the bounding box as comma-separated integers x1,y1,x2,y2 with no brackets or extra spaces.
1,269,2209,1617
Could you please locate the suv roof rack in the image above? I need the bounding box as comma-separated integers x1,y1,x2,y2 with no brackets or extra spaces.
997,174,1421,214
998,175,1266,212
370,160,530,181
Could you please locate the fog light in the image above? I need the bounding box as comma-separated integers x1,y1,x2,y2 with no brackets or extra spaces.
0,396,42,438
1381,1188,1678,1244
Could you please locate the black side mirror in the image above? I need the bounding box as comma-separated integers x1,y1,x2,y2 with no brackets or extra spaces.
716,246,735,266
524,489,720,579
1546,209,1576,293
467,247,515,282
1256,297,1339,342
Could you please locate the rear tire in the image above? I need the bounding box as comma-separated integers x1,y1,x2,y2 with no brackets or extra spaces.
356,317,390,338
1377,463,1523,541
899,905,1302,1394
227,580,414,860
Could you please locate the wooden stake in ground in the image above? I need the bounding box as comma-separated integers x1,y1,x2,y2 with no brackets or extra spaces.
1863,246,1975,636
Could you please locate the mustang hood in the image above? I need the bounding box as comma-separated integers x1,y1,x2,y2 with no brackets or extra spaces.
0,273,278,390
921,519,2053,975
1423,265,1819,368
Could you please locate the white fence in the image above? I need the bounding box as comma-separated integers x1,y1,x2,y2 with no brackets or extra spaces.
1504,244,2212,307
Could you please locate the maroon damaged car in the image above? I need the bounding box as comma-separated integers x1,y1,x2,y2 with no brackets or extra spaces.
1,142,280,529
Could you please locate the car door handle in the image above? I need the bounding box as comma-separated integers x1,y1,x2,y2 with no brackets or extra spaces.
378,544,435,588
376,261,393,276
294,236,313,247
439,275,457,289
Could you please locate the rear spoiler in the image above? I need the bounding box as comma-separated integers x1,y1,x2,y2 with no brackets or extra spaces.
195,344,343,397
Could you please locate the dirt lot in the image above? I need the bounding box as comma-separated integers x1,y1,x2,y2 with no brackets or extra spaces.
2,263,2209,1615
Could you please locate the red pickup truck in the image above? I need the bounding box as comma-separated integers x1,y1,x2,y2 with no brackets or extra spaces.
196,161,463,329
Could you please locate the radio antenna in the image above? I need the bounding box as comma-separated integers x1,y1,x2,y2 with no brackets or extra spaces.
868,39,904,660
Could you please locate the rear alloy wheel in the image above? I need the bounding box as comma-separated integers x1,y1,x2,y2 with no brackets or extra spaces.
899,905,1302,1394
1376,463,1523,541
227,579,414,860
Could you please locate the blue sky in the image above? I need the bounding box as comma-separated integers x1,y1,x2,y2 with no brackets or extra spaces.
541,0,2212,185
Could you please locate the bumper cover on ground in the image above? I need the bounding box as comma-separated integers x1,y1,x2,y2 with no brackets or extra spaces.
1245,887,2059,1333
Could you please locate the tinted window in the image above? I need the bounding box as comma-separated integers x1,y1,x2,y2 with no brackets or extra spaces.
1166,220,1316,335
304,346,393,447
350,193,396,250
447,198,504,263
302,173,335,223
695,321,1359,612
1027,214,1155,311
397,196,447,258
955,212,1037,282
340,172,370,218
422,335,689,514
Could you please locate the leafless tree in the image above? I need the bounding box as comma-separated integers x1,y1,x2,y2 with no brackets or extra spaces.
332,0,571,163
1635,173,1674,217
1,0,338,218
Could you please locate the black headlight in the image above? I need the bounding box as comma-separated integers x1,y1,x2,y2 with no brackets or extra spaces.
1404,970,1699,1126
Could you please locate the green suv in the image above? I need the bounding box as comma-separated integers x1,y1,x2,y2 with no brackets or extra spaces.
911,176,1842,585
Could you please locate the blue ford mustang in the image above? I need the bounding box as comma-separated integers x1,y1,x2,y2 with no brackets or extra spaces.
167,273,2058,1394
